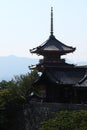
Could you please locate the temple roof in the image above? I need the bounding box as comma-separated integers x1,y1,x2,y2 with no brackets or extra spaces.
30,35,76,55
34,69,86,86
30,7,76,56
76,74,87,87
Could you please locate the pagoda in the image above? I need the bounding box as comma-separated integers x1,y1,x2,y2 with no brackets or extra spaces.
30,7,87,103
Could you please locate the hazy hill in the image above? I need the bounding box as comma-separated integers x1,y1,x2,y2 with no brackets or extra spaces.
0,55,38,81
0,55,87,81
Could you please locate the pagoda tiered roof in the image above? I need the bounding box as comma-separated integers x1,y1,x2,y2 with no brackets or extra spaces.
30,35,76,55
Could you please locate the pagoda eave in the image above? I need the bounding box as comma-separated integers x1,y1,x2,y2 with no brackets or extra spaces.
29,64,87,72
30,49,75,56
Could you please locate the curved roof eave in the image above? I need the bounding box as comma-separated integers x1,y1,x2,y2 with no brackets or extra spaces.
30,35,76,54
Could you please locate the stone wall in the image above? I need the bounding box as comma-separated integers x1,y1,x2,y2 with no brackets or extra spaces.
23,102,87,130
9,102,87,130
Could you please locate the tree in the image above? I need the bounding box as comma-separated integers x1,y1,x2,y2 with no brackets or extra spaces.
13,70,39,102
0,82,25,130
39,110,87,130
0,70,39,130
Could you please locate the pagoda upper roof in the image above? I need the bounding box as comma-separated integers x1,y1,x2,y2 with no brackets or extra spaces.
30,35,76,55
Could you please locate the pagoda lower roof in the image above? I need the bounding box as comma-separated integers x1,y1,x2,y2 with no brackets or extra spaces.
34,69,86,86
76,74,87,87
30,35,76,55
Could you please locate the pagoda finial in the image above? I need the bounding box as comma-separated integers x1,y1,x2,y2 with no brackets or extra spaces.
50,7,54,36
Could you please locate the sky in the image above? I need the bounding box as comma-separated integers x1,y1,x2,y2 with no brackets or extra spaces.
0,0,87,63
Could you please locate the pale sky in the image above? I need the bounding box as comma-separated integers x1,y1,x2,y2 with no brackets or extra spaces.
0,0,87,63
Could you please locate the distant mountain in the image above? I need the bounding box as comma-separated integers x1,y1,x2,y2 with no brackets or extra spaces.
0,55,38,81
0,55,87,81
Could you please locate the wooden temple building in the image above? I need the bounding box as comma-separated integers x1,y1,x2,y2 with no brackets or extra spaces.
30,7,87,103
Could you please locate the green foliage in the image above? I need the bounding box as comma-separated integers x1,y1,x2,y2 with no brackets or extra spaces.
0,85,25,130
39,110,87,130
14,70,39,102
0,70,39,130
0,80,11,90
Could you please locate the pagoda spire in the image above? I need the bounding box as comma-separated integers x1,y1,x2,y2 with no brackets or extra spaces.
50,7,54,36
